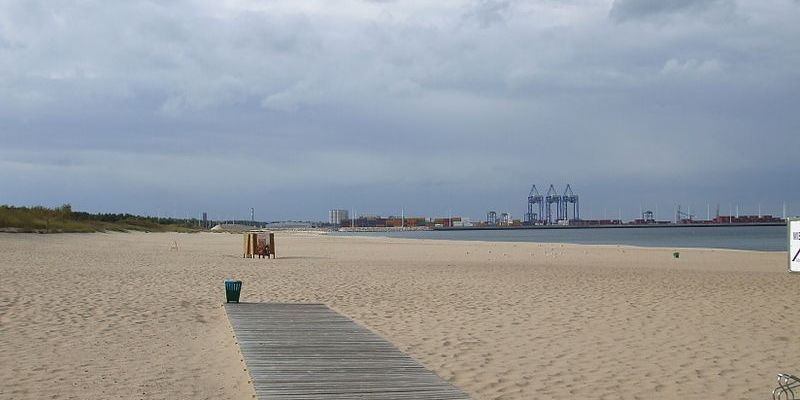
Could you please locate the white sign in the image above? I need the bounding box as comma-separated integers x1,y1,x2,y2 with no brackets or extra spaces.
791,219,800,273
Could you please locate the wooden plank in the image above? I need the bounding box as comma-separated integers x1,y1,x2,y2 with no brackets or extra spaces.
269,232,275,258
225,303,470,400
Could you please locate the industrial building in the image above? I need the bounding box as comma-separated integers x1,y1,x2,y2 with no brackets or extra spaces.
339,215,446,228
328,209,349,226
710,215,783,224
334,213,479,228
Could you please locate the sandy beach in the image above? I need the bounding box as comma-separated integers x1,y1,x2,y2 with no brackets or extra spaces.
0,231,796,399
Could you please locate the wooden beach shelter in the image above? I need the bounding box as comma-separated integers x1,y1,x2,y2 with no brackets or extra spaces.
243,231,275,259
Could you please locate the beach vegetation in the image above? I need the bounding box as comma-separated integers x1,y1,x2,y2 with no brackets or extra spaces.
0,204,201,233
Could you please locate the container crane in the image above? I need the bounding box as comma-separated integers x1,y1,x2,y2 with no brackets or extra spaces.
525,185,544,225
561,184,580,222
545,184,562,225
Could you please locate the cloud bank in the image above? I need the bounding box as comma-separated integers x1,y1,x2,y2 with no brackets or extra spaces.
1,0,798,220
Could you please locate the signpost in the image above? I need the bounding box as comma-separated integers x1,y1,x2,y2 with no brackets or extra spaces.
790,218,800,273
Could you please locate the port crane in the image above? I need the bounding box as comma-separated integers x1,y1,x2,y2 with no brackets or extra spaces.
525,185,544,225
561,184,579,221
545,184,562,225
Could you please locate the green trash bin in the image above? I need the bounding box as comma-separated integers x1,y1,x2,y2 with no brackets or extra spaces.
224,279,242,303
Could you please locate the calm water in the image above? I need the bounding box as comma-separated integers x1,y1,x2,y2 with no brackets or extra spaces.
334,225,787,251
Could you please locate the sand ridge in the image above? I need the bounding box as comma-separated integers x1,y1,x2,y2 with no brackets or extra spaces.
0,231,797,399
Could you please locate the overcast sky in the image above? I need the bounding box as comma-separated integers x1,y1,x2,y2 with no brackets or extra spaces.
1,0,798,221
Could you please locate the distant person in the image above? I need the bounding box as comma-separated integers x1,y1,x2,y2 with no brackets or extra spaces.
257,240,271,259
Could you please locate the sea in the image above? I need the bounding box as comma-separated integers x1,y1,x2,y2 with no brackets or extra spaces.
333,225,787,252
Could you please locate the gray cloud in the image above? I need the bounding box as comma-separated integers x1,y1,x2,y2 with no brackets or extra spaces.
465,0,512,28
0,0,798,220
609,0,734,22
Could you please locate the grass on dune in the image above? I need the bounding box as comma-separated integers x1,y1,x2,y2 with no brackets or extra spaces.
0,204,200,233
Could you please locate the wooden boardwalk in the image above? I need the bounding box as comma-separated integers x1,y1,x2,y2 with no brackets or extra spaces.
225,303,470,400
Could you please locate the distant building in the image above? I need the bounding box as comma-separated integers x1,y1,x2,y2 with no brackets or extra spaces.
712,215,783,224
329,209,349,225
452,217,473,227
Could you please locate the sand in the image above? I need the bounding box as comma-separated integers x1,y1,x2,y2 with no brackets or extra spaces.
0,231,797,399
